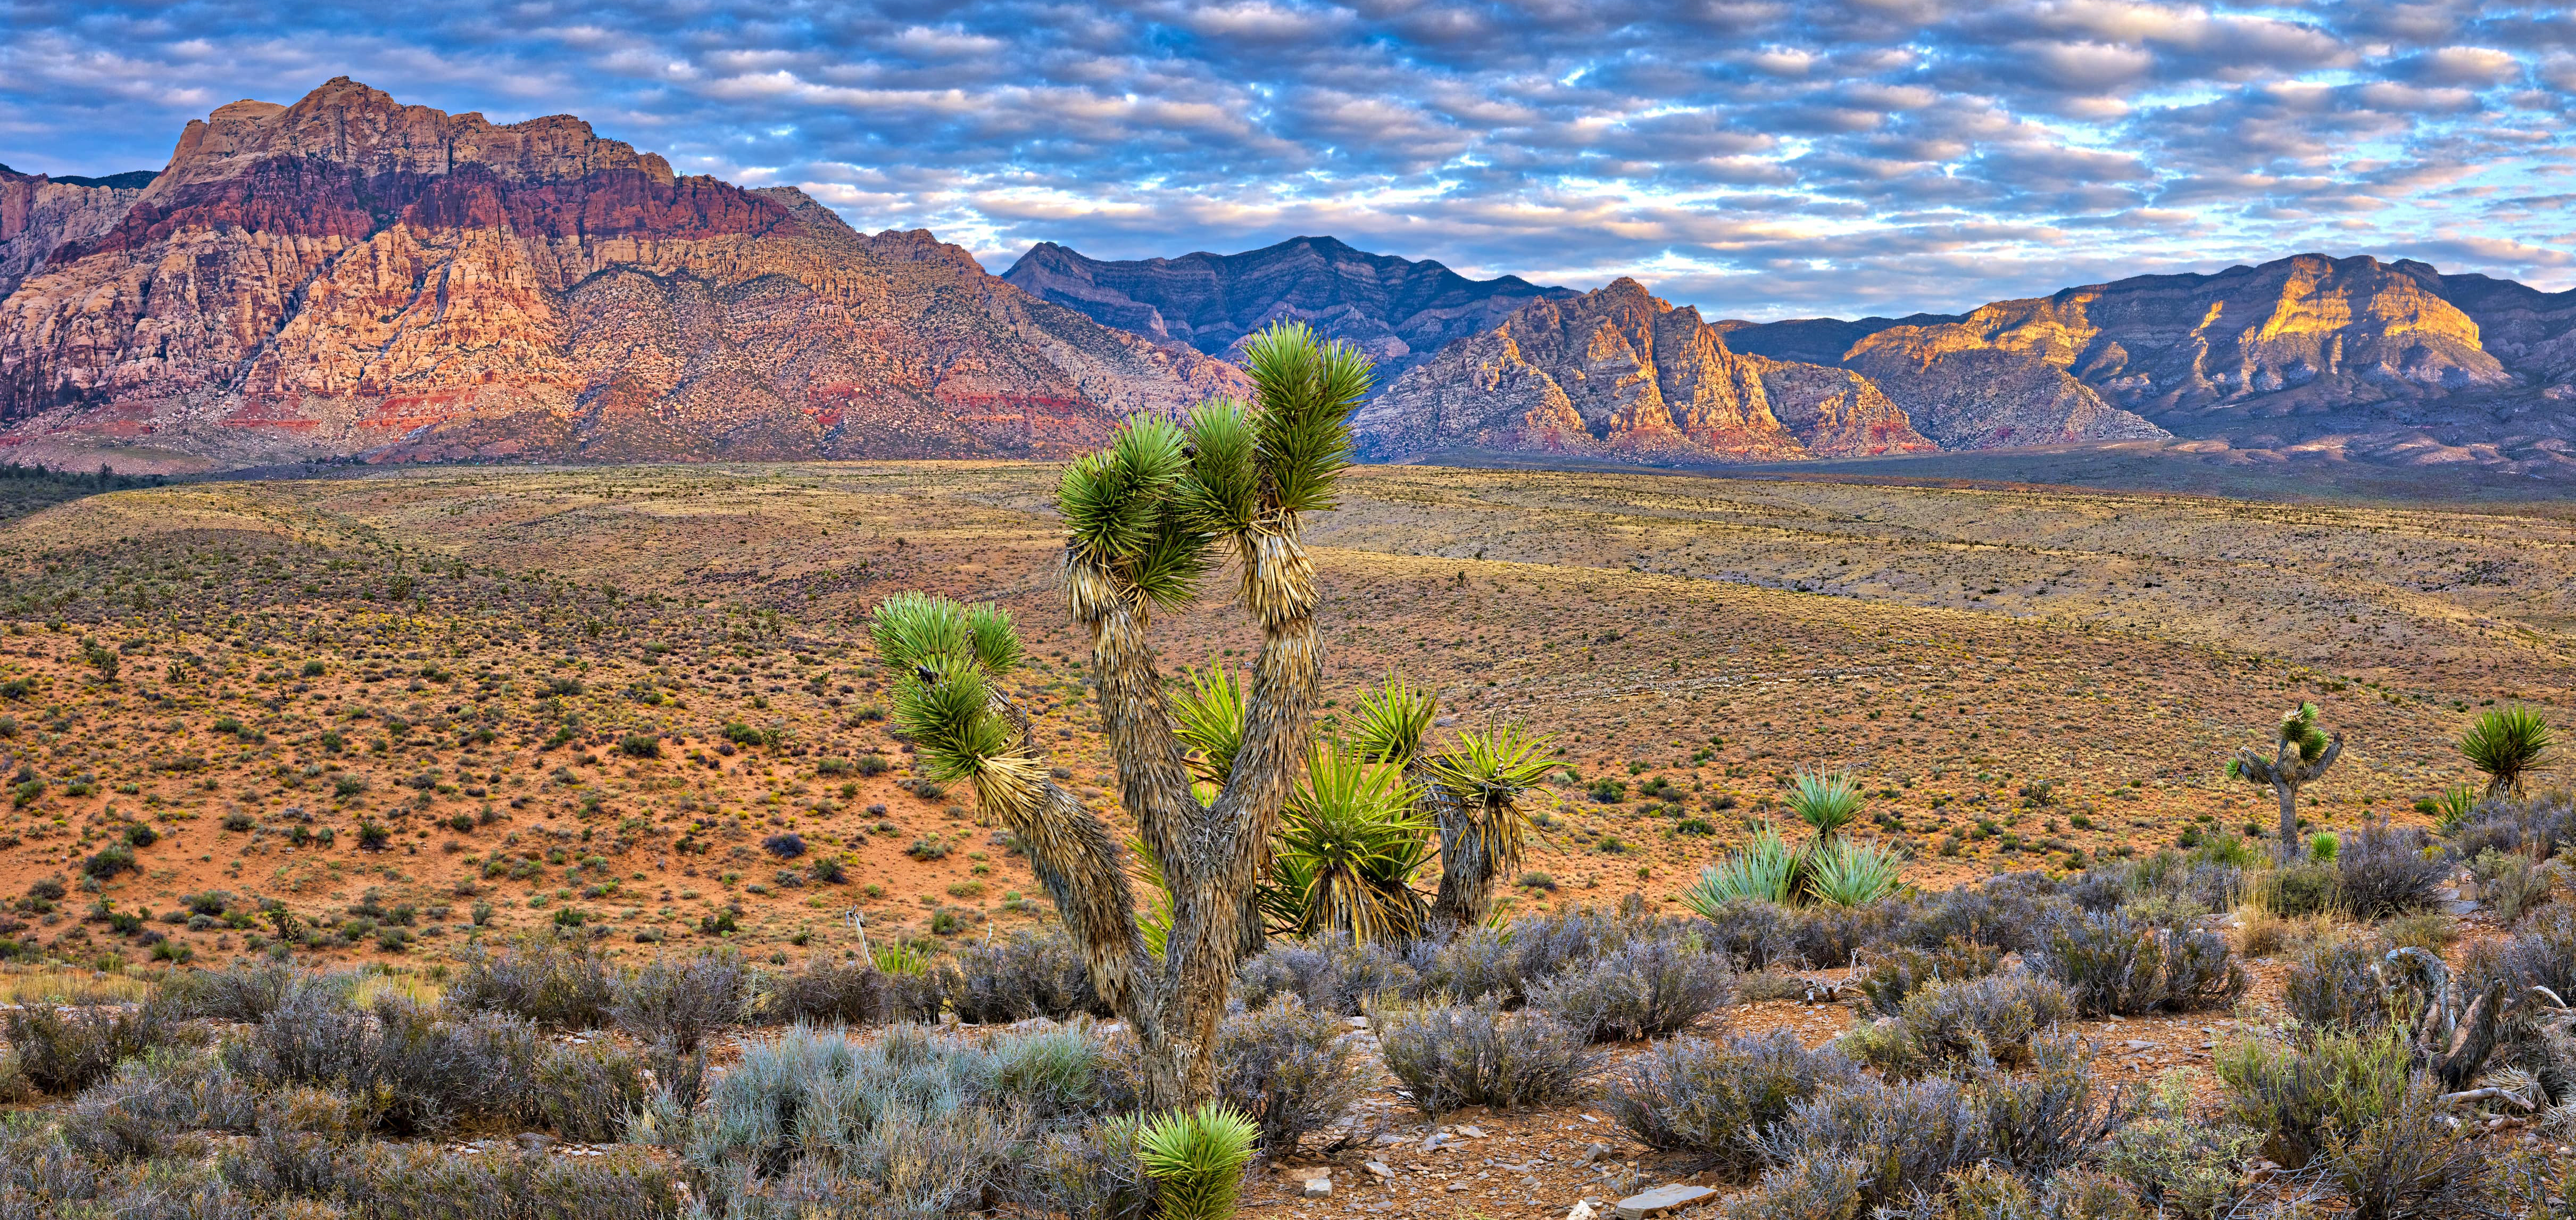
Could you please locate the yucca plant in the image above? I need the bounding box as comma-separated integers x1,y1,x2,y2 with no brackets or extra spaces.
1171,667,1248,785
1264,747,1431,943
1785,767,1865,839
1348,674,1437,765
1137,1102,1259,1220
1680,826,1801,915
1806,838,1906,908
884,321,1368,1108
1419,719,1557,930
871,941,932,976
2462,704,2552,798
2228,702,2346,861
2430,783,2478,838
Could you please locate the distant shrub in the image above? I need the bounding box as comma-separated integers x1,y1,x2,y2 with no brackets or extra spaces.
908,837,951,860
1603,1029,1862,1178
2282,936,2391,1033
2,1001,181,1094
610,950,749,1052
1856,939,2002,1017
753,956,939,1025
1527,934,1734,1042
760,832,805,859
161,961,337,1023
443,940,614,1029
2336,818,2445,918
2035,911,2245,1017
81,842,137,879
1376,999,1599,1114
940,932,1108,1024
2258,862,2341,917
855,753,891,775
1234,932,1420,1016
617,733,661,759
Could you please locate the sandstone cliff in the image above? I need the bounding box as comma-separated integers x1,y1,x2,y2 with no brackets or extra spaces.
1352,279,1934,464
1002,236,1574,386
0,166,151,299
0,79,1247,471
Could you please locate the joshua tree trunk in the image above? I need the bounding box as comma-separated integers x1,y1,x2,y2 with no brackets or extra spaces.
1428,799,1494,933
884,322,1368,1111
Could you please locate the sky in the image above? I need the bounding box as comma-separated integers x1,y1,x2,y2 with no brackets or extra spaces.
4,1,2573,320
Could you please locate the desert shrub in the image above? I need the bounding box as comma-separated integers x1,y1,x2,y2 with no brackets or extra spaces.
2283,936,2392,1033
2336,818,2446,918
1889,972,2078,1072
760,832,804,859
753,955,940,1025
1603,1029,1862,1178
160,961,347,1022
1504,906,1654,987
1921,1165,2147,1220
1969,1034,2123,1175
1414,924,1526,1003
2491,903,2576,999
684,1023,1061,1218
2,1001,182,1094
2324,1074,2491,1220
528,1042,649,1142
1217,995,1372,1156
940,931,1109,1023
610,950,748,1052
2451,791,2576,861
2484,852,2558,923
2257,861,2341,917
443,938,614,1028
1015,1114,1155,1220
255,1140,679,1220
2034,912,2245,1017
1752,1074,1989,1211
1897,874,2076,956
2214,1025,2411,1169
1527,934,1734,1041
1375,999,1599,1113
1857,939,2003,1017
2380,910,2457,954
56,1048,261,1161
1235,932,1420,1015
2100,1073,2259,1220
222,990,572,1136
1718,1153,1866,1220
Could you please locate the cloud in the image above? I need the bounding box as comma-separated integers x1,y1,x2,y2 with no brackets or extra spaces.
1,0,2571,316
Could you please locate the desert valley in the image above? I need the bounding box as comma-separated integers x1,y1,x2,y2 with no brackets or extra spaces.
0,72,2571,1220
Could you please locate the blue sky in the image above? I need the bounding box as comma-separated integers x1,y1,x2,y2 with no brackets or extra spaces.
4,1,2572,319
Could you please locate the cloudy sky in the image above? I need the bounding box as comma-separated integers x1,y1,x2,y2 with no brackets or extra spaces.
5,0,2572,319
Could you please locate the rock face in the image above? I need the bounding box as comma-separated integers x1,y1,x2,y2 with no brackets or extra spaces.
0,79,1245,470
1002,236,1575,386
1352,278,1936,464
1725,253,2576,461
0,165,153,300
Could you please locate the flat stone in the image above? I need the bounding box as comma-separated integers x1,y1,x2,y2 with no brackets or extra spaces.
1615,1184,1717,1219
1577,1142,1611,1165
1364,1161,1394,1180
2441,900,2480,916
1303,1177,1332,1198
1454,1124,1488,1138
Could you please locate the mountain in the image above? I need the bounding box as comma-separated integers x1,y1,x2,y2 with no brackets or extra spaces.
0,165,154,300
1001,236,1576,386
0,80,1246,471
1352,278,1949,464
1723,254,2576,467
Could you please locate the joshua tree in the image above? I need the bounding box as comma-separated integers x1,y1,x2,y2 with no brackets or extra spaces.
1419,720,1556,931
2461,704,2552,798
2228,702,2344,860
879,321,1365,1109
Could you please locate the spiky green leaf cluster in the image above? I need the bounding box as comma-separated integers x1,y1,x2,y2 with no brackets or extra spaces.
1170,666,1248,785
2461,704,2552,796
1420,719,1556,879
1806,838,1906,907
1348,673,1437,766
871,593,1026,784
1786,767,1865,838
1137,1102,1259,1220
1265,747,1431,942
1060,419,1213,609
1239,321,1367,517
1680,826,1801,914
2278,702,2328,762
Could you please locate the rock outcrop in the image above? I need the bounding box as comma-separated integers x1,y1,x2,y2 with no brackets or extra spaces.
1002,236,1574,386
1352,279,1935,464
0,165,152,299
0,79,1245,470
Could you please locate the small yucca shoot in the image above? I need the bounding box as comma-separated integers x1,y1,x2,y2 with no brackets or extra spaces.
1806,837,1905,908
2461,704,2552,797
1680,825,1801,915
1785,766,1865,839
1138,1102,1259,1220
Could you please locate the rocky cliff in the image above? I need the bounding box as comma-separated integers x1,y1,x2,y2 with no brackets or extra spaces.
1352,279,1937,464
0,165,152,300
1724,253,2576,461
0,79,1247,471
1001,236,1574,385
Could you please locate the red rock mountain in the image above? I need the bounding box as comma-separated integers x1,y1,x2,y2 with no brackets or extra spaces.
0,167,152,300
1352,278,1945,464
0,80,1246,471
